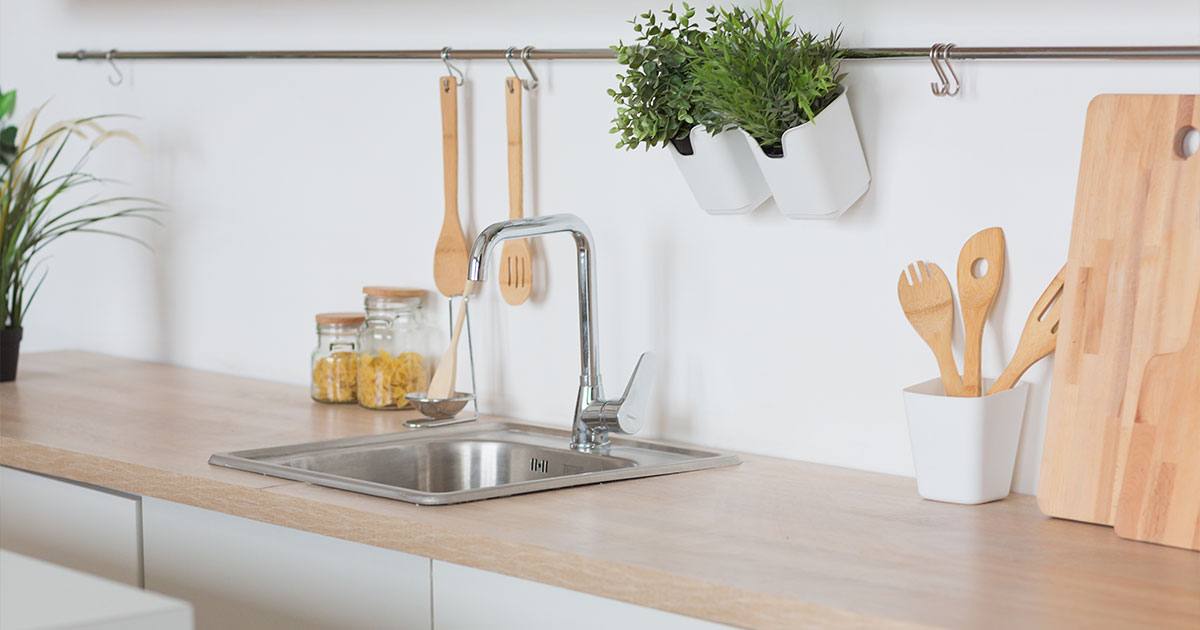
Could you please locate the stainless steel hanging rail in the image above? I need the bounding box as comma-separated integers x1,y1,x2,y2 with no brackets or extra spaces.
58,46,1200,62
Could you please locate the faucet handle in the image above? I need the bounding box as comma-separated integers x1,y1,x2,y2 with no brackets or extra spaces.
616,352,655,434
585,352,655,436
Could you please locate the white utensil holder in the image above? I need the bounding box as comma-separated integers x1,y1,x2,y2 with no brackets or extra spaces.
668,125,771,215
902,378,1030,505
745,89,870,219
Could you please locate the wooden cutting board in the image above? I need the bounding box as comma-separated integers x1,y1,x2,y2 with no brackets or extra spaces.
1038,94,1200,528
1115,292,1200,549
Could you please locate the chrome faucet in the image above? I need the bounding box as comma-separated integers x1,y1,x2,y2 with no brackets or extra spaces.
467,214,655,453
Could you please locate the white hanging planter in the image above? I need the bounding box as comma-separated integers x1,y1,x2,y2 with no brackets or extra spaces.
744,89,870,219
668,125,771,215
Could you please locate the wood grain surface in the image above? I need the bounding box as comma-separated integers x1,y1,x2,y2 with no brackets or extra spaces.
3,353,1199,629
1040,94,1200,527
1115,291,1200,550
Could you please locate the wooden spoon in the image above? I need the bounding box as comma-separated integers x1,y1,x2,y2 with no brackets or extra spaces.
498,77,533,305
427,281,477,399
957,227,1006,396
433,77,470,298
987,264,1066,395
898,261,967,397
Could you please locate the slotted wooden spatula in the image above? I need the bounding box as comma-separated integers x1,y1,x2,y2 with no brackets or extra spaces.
957,227,1006,396
433,77,470,298
898,261,966,397
498,77,533,305
987,264,1065,395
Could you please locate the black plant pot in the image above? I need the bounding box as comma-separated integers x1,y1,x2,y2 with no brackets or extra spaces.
1,327,22,382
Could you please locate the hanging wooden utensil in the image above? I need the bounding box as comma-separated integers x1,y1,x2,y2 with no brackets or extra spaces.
957,227,1006,396
433,77,470,298
498,77,533,305
987,263,1065,395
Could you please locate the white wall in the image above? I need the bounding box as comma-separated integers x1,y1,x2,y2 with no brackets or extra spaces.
2,0,1198,493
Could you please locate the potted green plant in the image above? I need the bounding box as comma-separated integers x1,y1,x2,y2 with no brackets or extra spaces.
693,0,870,219
610,4,769,215
0,90,162,381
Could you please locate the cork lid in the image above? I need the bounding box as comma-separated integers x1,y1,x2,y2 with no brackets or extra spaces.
314,312,366,325
362,286,425,299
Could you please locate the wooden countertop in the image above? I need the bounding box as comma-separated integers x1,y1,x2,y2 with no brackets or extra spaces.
2,352,1197,629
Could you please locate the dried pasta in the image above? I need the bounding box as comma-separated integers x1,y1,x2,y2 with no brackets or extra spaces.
311,351,358,403
357,350,429,409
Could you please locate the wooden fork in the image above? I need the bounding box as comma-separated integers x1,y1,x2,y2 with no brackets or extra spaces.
898,261,967,397
499,77,532,305
987,264,1066,395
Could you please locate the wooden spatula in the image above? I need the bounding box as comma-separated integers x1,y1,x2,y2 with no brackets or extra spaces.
957,227,1006,396
498,77,533,305
427,281,477,399
433,77,470,298
898,261,966,397
987,264,1065,395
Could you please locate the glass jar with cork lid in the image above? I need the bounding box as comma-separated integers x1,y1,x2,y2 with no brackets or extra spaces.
356,287,439,410
310,312,364,404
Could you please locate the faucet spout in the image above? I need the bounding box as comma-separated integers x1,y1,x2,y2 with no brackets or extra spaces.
467,214,656,452
467,214,607,450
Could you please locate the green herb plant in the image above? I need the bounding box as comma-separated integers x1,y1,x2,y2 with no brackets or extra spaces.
0,88,16,168
692,0,845,156
1,93,162,330
609,4,709,153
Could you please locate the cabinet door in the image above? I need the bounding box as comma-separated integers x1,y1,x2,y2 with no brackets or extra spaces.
142,498,430,630
432,561,731,630
0,466,142,586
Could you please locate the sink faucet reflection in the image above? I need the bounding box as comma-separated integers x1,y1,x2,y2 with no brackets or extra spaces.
467,214,654,453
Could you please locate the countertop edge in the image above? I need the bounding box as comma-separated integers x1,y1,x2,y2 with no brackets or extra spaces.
0,437,931,630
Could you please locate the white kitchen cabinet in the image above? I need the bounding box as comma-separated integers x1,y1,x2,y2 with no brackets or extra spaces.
0,466,142,586
1,550,193,630
141,497,431,630
432,560,732,630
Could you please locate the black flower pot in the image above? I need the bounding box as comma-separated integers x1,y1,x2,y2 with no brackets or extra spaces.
1,327,22,382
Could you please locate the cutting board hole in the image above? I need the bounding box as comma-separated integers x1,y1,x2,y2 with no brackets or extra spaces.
971,257,988,279
1176,126,1199,159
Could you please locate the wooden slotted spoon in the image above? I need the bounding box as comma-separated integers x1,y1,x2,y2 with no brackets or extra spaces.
433,77,470,298
987,264,1066,395
498,77,532,305
957,227,1006,396
898,261,967,397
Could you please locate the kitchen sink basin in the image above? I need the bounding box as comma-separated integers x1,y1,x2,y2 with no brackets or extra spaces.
209,422,740,505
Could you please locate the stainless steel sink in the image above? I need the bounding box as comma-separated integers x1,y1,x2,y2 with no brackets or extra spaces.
209,422,739,505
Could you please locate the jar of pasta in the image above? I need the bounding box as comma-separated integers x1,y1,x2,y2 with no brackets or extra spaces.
356,287,438,410
311,312,364,404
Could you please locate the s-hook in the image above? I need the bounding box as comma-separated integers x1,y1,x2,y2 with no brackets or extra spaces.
939,43,961,96
441,47,464,91
929,43,960,97
105,49,124,86
506,46,539,91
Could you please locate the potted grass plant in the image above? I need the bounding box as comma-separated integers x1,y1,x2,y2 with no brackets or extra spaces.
693,0,870,219
610,4,769,215
0,89,162,381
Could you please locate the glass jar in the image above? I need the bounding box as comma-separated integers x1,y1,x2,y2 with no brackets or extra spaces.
356,287,438,410
310,312,364,404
